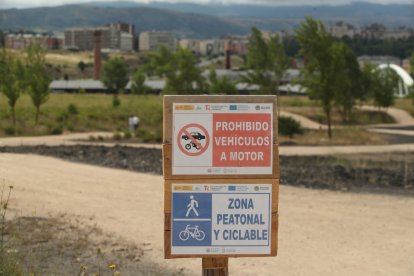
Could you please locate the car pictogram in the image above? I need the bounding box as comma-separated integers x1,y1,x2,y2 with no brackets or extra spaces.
181,132,206,141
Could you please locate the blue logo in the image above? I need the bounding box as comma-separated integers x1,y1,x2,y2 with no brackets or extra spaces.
228,186,236,191
229,105,237,110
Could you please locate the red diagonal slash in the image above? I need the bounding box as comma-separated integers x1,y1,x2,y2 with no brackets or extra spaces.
177,123,210,157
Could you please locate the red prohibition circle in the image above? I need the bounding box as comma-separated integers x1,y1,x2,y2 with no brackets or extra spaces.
177,123,210,157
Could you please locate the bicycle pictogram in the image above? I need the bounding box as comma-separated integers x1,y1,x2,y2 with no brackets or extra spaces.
179,225,206,241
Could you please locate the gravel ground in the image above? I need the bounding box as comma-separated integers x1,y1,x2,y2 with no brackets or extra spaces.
1,145,413,195
4,216,184,276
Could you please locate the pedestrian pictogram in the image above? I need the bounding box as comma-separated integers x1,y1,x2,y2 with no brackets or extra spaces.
177,123,210,157
186,195,199,217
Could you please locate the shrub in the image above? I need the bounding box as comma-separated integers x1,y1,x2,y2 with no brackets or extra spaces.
66,124,75,132
278,116,303,138
50,125,63,135
4,127,15,136
57,111,69,122
112,95,121,108
67,104,79,115
124,131,132,139
113,132,122,140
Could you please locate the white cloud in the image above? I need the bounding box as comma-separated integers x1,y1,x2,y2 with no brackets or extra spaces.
1,0,413,9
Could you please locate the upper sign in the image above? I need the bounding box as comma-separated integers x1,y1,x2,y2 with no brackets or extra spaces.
172,103,273,175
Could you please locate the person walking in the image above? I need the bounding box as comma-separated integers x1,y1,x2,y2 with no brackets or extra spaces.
185,195,199,217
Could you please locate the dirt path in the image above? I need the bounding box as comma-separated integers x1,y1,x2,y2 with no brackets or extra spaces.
280,106,414,129
2,153,413,276
279,110,326,130
361,106,414,125
5,132,414,156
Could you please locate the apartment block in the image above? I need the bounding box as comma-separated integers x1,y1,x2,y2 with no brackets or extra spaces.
64,23,135,51
5,33,63,50
139,31,176,52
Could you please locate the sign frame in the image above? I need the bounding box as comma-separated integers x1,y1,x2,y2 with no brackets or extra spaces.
164,179,279,259
163,95,279,180
163,95,279,261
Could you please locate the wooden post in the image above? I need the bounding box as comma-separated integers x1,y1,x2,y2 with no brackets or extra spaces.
202,257,228,276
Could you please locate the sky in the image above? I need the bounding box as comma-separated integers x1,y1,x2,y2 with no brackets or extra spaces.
1,0,413,9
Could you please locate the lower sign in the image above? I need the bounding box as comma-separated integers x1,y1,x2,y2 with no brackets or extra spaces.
171,183,272,255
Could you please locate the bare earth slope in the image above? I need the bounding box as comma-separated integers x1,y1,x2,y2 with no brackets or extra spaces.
1,153,414,275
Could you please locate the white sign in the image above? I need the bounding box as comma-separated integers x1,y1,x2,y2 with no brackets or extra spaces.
171,183,272,255
172,103,273,175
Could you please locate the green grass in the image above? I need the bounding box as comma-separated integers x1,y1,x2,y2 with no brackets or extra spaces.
279,127,388,146
395,98,414,116
0,94,163,141
278,96,315,107
0,93,409,144
283,106,395,125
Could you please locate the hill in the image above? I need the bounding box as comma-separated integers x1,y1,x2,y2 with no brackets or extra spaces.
86,1,414,27
0,5,246,38
0,2,413,37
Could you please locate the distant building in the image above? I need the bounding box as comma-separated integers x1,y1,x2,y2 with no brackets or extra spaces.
64,22,135,51
139,31,176,52
120,33,134,52
330,21,356,38
402,58,411,73
359,23,387,39
199,39,224,56
108,22,135,35
261,31,287,41
227,39,248,56
64,27,112,51
382,27,412,39
357,55,401,67
179,39,200,54
5,33,63,50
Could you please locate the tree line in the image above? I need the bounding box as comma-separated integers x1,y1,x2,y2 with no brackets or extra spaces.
0,45,50,130
106,17,405,138
0,17,411,139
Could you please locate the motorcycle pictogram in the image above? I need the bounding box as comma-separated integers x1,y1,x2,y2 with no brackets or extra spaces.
182,132,206,151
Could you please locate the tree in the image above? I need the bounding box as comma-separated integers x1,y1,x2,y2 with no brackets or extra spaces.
207,68,237,95
371,66,399,109
0,49,25,128
77,61,87,74
0,31,4,47
102,57,129,93
26,44,51,125
296,17,338,138
329,42,363,122
145,46,204,95
131,68,151,94
243,27,288,95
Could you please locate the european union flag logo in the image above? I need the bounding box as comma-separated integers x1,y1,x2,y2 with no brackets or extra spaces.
228,186,236,191
229,105,237,110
